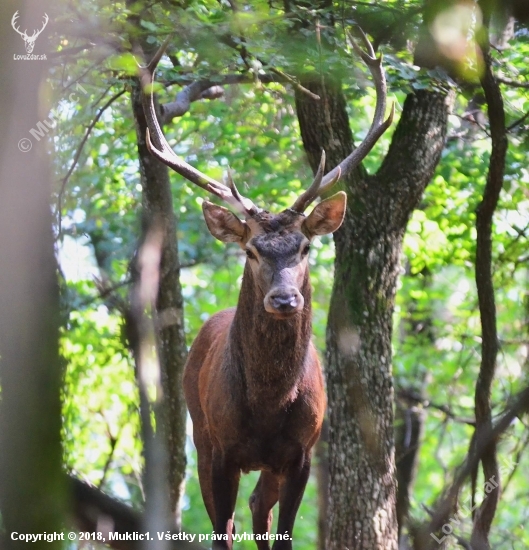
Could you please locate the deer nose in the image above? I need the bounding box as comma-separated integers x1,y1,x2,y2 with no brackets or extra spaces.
264,287,304,315
270,293,298,310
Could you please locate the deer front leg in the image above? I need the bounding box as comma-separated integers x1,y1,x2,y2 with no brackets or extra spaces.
273,455,311,550
211,448,240,550
249,471,280,550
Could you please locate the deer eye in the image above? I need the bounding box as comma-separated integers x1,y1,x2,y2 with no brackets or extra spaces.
246,249,257,260
302,244,311,256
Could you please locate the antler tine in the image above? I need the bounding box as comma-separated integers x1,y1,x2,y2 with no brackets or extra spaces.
145,35,171,78
318,28,394,189
226,168,260,214
291,150,326,213
31,13,49,39
349,26,375,61
139,40,259,217
11,11,25,37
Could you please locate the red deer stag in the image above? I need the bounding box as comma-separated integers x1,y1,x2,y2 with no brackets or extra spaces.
140,29,393,550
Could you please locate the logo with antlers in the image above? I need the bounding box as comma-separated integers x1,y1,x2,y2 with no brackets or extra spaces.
11,11,49,54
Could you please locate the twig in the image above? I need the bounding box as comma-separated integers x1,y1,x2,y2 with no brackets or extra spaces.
397,388,475,425
497,76,529,89
349,0,415,15
502,429,529,494
269,67,321,100
507,109,529,131
454,112,491,137
426,401,476,426
98,413,123,490
91,83,115,109
57,88,126,238
496,222,529,263
75,278,132,310
414,384,529,549
48,43,96,59
214,16,320,100
164,71,283,88
59,55,110,94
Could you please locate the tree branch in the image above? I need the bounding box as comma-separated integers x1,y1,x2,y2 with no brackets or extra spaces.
507,109,529,131
375,90,450,227
160,71,314,124
413,384,529,549
69,475,205,550
164,72,283,88
48,43,96,59
469,22,508,549
160,80,225,123
496,76,529,88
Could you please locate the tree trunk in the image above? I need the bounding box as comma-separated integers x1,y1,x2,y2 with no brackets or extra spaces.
395,266,433,543
130,80,188,528
316,418,330,550
0,1,66,547
395,393,425,544
296,80,449,549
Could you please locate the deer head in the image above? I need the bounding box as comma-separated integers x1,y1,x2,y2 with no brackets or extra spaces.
138,30,393,316
201,188,346,317
12,11,49,54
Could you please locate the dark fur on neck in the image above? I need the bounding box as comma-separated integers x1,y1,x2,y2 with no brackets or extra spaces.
229,262,313,408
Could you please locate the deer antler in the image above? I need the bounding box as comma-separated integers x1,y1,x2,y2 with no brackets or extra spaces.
11,11,27,39
11,11,49,39
291,27,395,213
138,39,260,218
31,13,49,40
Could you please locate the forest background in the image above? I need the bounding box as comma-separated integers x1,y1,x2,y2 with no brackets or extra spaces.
1,1,529,549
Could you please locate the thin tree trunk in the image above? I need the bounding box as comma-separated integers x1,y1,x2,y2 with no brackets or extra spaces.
296,79,449,549
130,79,188,528
395,394,425,544
316,418,330,550
395,267,433,543
469,14,507,548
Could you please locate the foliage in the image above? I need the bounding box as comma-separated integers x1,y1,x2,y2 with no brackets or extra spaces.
62,309,144,505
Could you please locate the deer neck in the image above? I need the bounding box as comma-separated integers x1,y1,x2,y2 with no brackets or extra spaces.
229,263,313,405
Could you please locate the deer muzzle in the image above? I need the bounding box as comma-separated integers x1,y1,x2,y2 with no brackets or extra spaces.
264,286,304,317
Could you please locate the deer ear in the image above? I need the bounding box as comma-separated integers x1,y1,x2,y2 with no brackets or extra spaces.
202,201,248,243
302,191,347,237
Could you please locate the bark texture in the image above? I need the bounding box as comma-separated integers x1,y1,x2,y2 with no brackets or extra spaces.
130,80,188,527
296,80,449,549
